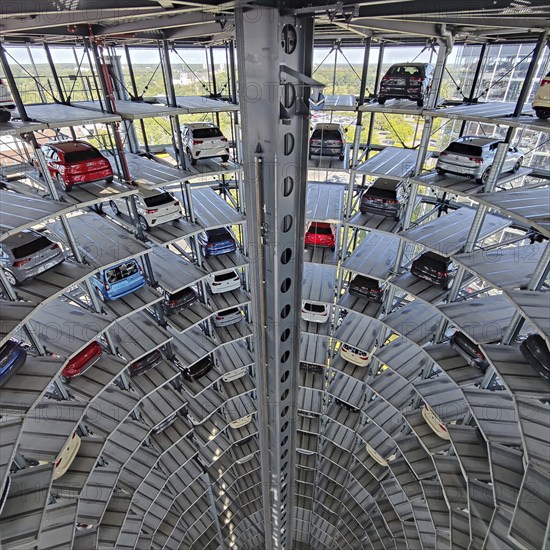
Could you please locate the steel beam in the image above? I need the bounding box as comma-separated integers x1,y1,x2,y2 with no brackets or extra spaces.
235,7,314,549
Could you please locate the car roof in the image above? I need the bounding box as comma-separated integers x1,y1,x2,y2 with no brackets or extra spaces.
388,62,433,68
46,140,96,152
313,123,341,130
371,177,402,190
456,135,501,146
182,122,219,129
2,229,49,249
138,187,172,198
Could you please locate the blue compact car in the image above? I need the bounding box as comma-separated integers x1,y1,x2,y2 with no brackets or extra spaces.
0,339,27,387
198,227,236,257
91,259,146,301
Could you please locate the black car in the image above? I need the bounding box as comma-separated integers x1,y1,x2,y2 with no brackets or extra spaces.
181,356,214,382
411,251,456,290
334,397,360,413
299,362,324,375
520,334,550,382
128,349,163,377
450,331,489,372
162,287,198,315
349,275,385,303
378,63,434,106
359,178,407,219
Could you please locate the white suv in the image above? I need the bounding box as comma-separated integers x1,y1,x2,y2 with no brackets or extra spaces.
180,122,230,165
207,270,241,294
0,78,16,123
109,188,181,232
301,301,330,323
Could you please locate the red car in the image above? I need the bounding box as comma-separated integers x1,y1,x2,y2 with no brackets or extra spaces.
304,222,336,250
35,140,113,192
60,340,102,381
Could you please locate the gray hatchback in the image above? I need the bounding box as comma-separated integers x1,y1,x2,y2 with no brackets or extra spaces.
0,230,65,285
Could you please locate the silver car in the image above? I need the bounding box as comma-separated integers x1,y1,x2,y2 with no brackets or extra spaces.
436,136,523,184
0,230,65,285
212,307,243,327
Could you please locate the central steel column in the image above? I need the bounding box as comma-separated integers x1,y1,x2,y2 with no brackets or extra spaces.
235,7,314,550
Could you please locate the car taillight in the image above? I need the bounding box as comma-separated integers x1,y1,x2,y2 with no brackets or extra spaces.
439,422,447,432
173,201,179,206
13,258,31,267
360,352,368,358
476,350,485,360
469,157,483,164
410,77,425,83
437,271,448,277
382,76,392,80
220,137,228,142
541,78,550,86
168,300,178,306
104,282,110,290
207,243,215,248
50,243,60,250
145,209,158,214
55,458,62,467
137,264,143,274
193,140,203,145
212,282,220,286
216,315,223,320
386,199,398,204
71,432,76,439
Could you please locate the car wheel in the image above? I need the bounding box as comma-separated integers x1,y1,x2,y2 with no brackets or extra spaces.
535,109,550,120
221,155,229,162
105,176,113,184
109,200,120,216
187,149,197,166
339,153,345,161
480,167,491,185
59,375,69,384
2,269,17,286
436,167,445,175
377,97,386,105
512,159,522,173
57,173,71,192
417,96,425,107
0,110,11,123
138,215,149,232
96,289,106,302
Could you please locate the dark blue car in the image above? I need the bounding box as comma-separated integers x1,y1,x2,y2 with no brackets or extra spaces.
91,259,146,301
0,339,27,386
198,228,236,257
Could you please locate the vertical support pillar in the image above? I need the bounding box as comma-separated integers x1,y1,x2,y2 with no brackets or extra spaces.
345,37,372,218
235,8,314,549
160,40,187,169
366,42,385,149
43,44,66,104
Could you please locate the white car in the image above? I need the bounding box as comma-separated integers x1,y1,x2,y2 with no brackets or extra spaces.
207,270,241,294
180,122,230,165
0,78,15,123
421,404,450,440
533,70,550,120
212,307,242,327
109,188,181,232
340,343,371,367
301,301,330,323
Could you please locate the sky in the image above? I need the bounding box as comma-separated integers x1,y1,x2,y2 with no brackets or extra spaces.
5,43,461,68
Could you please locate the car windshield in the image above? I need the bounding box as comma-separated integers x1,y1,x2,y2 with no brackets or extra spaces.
304,302,325,313
11,235,53,259
193,127,223,139
445,142,484,157
144,192,174,207
207,229,232,242
311,129,341,140
64,148,102,163
353,276,379,289
105,261,138,283
220,307,239,316
169,287,194,300
309,225,332,235
215,271,238,282
388,65,423,76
